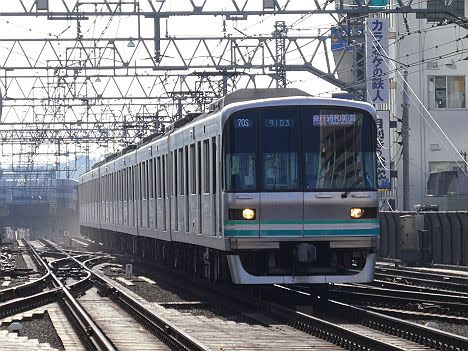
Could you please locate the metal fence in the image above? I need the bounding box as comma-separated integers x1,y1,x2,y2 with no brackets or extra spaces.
380,211,468,266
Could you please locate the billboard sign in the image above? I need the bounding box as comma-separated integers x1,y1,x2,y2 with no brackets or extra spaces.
366,17,389,104
377,110,391,189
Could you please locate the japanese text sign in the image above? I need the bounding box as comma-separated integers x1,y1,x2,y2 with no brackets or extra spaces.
366,17,389,104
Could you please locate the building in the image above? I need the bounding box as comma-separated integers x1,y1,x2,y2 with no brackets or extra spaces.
390,0,468,209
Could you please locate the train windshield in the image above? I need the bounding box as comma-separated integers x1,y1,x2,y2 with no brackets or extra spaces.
224,110,257,192
302,107,377,191
223,106,377,192
261,107,301,191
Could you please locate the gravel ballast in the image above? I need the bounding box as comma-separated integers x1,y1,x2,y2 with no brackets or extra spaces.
1,312,65,350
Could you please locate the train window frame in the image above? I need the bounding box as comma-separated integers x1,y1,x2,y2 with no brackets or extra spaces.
157,156,162,199
178,148,184,196
222,105,377,193
212,136,217,195
146,160,150,200
149,158,154,199
203,139,210,195
173,151,177,198
259,106,302,192
190,143,196,195
222,109,259,193
301,106,378,193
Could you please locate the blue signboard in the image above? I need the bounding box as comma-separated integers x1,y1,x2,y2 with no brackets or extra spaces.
330,25,364,52
369,0,388,6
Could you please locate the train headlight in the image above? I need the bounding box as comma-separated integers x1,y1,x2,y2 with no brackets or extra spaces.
350,208,364,219
242,208,256,220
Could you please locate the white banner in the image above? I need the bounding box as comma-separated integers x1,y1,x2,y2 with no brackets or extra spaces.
376,110,391,189
366,17,389,104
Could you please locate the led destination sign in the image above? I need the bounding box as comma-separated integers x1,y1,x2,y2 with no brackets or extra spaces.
264,118,295,128
312,114,356,126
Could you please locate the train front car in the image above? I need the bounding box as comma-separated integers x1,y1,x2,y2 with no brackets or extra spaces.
222,98,379,284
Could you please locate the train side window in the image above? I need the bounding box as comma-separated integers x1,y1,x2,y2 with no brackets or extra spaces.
125,168,129,201
142,162,145,200
190,144,196,195
141,162,145,200
157,156,162,199
203,139,210,194
173,151,177,197
212,137,216,194
162,155,166,199
179,148,184,196
185,146,189,196
149,159,154,199
198,141,202,195
185,146,189,232
144,162,147,200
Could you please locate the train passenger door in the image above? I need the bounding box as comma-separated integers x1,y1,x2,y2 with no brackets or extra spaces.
259,107,303,237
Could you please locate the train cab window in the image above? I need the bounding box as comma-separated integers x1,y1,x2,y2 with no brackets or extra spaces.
260,107,300,191
302,108,377,191
223,110,257,192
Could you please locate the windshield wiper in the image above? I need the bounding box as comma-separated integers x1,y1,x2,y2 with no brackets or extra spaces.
341,176,363,198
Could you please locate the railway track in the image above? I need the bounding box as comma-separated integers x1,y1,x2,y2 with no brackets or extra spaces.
330,283,468,315
1,240,211,351
31,238,468,351
50,238,468,351
375,264,468,294
274,285,468,351
44,240,384,351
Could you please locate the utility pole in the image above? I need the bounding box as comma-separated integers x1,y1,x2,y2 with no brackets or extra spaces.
402,70,410,211
273,21,287,88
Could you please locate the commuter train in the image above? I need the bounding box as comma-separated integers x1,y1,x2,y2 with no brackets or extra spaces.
79,88,379,284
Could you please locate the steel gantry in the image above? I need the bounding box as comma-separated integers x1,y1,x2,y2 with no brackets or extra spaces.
0,0,464,175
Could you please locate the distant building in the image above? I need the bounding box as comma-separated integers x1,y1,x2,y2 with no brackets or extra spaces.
0,170,79,238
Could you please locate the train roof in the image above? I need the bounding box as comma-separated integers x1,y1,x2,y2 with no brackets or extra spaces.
82,88,375,180
207,88,310,113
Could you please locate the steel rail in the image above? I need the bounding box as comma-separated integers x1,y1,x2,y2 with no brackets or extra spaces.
374,271,468,294
371,278,468,297
276,285,468,350
26,242,117,351
0,289,62,319
333,283,468,305
107,256,407,351
0,271,51,303
376,266,468,286
328,300,468,351
330,284,468,312
43,240,210,351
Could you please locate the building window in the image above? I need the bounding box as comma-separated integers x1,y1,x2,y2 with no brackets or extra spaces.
428,75,465,109
427,0,464,22
429,161,464,173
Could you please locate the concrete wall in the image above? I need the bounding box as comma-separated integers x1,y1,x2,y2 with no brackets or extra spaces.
380,211,468,266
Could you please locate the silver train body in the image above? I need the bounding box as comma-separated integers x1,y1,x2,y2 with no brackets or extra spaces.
79,90,379,284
